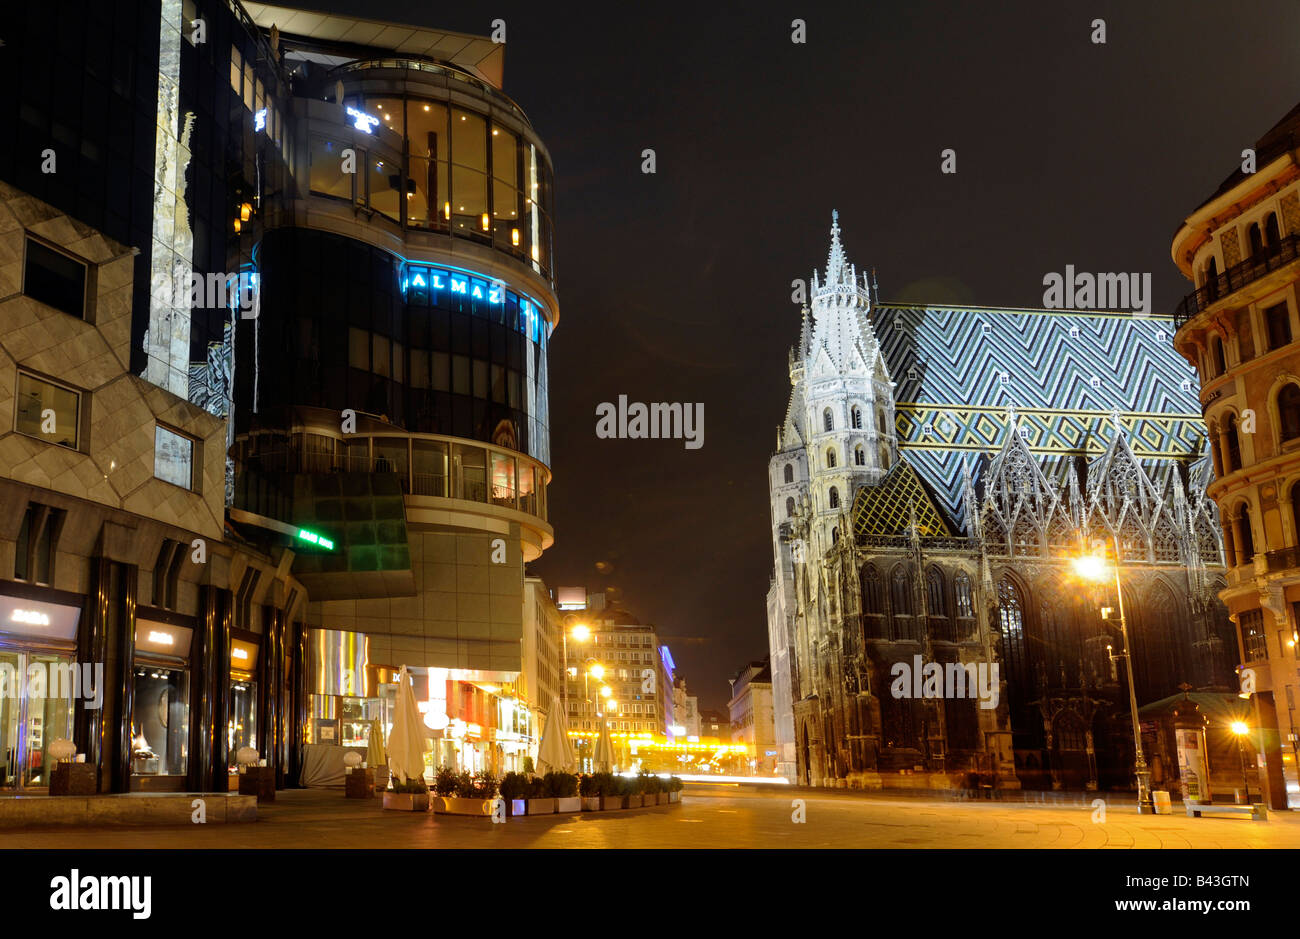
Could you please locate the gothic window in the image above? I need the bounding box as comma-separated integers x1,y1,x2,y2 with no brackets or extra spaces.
1237,309,1254,363
786,497,795,518
860,565,885,639
954,571,974,620
1152,518,1181,562
1225,414,1241,472
1133,584,1183,702
824,408,834,432
926,567,953,642
879,445,891,470
1247,221,1264,258
1195,513,1222,566
943,681,980,750
829,487,840,509
854,445,865,466
826,448,837,469
831,527,839,545
1279,384,1300,442
1038,587,1080,687
851,406,863,429
996,577,1035,747
784,463,794,484
1011,513,1039,557
983,514,1007,554
877,411,887,434
891,565,917,641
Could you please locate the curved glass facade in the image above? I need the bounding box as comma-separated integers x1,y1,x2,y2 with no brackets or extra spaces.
237,227,551,465
305,83,556,283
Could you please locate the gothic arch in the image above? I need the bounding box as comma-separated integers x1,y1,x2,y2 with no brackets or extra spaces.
784,463,795,484
1265,374,1300,447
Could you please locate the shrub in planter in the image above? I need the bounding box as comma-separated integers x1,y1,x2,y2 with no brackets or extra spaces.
389,774,429,794
473,771,499,799
500,771,529,816
578,774,599,798
433,766,459,798
594,772,623,809
384,773,430,811
621,774,644,802
544,771,579,798
641,773,663,796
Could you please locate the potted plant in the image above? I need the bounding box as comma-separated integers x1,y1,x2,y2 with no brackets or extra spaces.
642,773,665,805
596,772,623,811
622,773,645,807
433,766,459,798
552,771,581,813
500,771,529,817
383,773,431,812
666,776,684,803
526,775,555,815
436,769,499,816
578,774,602,812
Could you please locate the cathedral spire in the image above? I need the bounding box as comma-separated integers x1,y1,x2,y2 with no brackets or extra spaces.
826,210,848,285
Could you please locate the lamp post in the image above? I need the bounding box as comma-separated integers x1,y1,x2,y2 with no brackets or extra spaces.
1072,536,1153,814
1231,721,1252,804
559,623,589,772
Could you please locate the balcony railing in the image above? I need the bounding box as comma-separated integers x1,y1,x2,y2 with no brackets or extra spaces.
1174,232,1300,328
1265,545,1300,574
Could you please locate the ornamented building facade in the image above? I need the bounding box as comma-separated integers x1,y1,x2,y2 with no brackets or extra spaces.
767,215,1237,789
1171,101,1300,808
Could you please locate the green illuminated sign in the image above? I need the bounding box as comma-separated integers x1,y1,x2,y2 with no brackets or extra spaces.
297,528,335,550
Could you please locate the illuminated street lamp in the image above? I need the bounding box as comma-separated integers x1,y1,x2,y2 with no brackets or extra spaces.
559,622,592,763
1231,721,1252,804
1072,537,1154,814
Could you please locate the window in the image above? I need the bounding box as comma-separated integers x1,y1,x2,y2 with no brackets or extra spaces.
1280,384,1300,442
15,372,80,449
1237,309,1255,363
1265,212,1282,250
1238,503,1255,562
24,238,87,319
851,406,863,429
954,571,974,619
783,463,794,484
826,448,837,468
785,497,795,517
854,446,865,466
309,137,355,201
154,425,195,490
1265,303,1291,351
823,408,833,432
1225,414,1241,472
14,503,61,585
829,487,840,509
1247,222,1264,258
1209,336,1226,376
1240,609,1268,661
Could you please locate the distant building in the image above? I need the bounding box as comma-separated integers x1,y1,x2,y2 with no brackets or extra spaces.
699,708,728,740
673,678,701,737
729,660,777,774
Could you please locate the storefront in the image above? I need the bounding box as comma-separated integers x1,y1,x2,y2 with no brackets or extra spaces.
0,587,82,790
130,612,194,791
228,632,259,781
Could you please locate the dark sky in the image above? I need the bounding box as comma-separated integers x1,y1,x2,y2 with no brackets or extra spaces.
304,0,1300,709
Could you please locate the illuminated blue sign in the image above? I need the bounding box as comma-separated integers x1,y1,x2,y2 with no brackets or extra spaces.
254,108,267,132
346,106,381,134
400,262,546,343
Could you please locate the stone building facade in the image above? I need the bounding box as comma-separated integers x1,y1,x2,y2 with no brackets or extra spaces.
768,214,1237,790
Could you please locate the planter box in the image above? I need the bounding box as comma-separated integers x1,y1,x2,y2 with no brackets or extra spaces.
555,796,581,814
507,799,527,817
383,791,430,812
526,798,556,815
668,790,681,803
580,797,602,812
435,796,496,817
50,763,97,796
654,793,668,805
600,795,625,811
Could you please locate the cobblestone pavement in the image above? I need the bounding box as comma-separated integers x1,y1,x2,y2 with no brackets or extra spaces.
5,785,1300,849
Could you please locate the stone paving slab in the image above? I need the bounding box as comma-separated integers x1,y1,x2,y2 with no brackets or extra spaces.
0,786,1296,848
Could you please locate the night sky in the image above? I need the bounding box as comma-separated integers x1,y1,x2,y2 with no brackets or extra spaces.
303,0,1300,709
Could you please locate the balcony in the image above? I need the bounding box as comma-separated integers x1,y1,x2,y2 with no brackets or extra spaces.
1174,232,1300,328
1264,546,1300,574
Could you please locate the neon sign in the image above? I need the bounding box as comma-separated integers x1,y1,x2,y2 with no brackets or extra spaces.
346,106,380,134
11,609,50,627
254,108,267,132
148,631,174,645
297,528,335,550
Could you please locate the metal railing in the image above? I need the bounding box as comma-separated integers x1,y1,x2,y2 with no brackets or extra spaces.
1174,232,1300,328
1265,545,1300,573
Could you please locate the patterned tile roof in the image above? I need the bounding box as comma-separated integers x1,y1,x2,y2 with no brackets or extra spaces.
870,303,1208,518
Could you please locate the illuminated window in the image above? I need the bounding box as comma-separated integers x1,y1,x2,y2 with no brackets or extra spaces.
154,425,195,490
15,372,80,449
1279,384,1300,441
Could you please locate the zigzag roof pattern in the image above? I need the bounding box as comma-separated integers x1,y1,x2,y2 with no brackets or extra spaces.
870,303,1208,520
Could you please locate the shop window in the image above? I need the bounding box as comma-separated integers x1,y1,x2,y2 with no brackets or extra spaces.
14,502,62,585
154,424,195,490
15,371,80,449
1265,303,1291,351
131,665,190,776
24,238,88,319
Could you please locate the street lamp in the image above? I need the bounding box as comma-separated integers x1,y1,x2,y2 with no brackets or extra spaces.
1072,536,1154,814
1231,721,1252,804
559,622,590,769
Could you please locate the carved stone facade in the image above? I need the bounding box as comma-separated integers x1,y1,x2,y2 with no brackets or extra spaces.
768,214,1236,790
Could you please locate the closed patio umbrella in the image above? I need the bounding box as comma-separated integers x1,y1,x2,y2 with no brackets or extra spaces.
594,718,615,773
366,719,385,766
386,665,428,785
536,695,576,774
